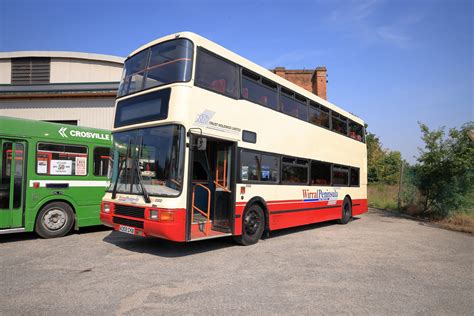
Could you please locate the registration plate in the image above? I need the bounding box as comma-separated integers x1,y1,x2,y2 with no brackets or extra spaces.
119,225,135,235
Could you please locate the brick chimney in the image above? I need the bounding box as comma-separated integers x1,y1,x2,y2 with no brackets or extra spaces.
311,67,327,100
271,66,328,100
274,67,286,78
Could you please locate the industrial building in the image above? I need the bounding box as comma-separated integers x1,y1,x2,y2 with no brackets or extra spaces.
0,51,124,129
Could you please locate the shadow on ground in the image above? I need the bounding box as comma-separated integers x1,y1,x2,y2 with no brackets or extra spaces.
0,225,112,244
102,218,360,258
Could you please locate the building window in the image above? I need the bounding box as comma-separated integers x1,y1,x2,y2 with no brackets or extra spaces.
281,156,309,184
93,147,111,177
195,49,239,98
45,120,78,126
36,143,88,176
11,57,50,84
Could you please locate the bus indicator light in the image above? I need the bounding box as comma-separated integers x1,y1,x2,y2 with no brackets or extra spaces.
159,210,174,222
240,186,245,194
33,182,40,189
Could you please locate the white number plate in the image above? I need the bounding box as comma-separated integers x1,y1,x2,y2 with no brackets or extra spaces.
119,225,135,235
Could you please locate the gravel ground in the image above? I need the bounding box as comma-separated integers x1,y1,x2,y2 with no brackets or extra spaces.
0,208,472,315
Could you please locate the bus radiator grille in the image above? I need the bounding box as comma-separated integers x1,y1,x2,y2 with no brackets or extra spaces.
113,216,144,229
114,204,145,219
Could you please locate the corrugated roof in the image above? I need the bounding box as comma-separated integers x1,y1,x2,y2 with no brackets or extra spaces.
0,51,124,64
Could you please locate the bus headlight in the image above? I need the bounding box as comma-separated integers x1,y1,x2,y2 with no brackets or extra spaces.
103,203,111,213
150,210,159,220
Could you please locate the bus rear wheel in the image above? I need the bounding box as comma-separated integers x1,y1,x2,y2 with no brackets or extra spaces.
35,202,74,238
234,204,265,246
338,198,352,225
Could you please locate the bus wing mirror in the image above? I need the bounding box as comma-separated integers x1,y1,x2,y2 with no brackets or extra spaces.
196,137,207,151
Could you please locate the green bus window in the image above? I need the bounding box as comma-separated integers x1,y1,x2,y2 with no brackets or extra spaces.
36,143,88,176
93,147,111,177
0,142,12,209
13,143,24,208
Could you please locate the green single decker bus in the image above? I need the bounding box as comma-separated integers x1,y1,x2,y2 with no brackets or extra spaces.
0,116,112,238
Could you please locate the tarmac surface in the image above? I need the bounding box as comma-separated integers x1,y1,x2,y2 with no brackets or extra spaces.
0,208,473,315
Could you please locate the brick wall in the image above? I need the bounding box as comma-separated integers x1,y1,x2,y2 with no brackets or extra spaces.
271,66,327,100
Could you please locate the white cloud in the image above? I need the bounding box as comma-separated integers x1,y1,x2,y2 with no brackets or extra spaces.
325,0,422,49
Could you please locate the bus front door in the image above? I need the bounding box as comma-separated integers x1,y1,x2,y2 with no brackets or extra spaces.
188,136,235,240
0,140,26,229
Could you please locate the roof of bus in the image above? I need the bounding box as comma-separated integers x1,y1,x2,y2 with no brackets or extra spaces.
0,116,112,146
128,32,365,125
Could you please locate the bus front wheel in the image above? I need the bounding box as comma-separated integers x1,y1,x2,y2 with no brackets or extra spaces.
338,198,352,225
234,204,265,246
35,202,75,238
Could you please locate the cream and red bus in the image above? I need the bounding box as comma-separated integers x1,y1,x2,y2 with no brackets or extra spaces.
100,32,367,245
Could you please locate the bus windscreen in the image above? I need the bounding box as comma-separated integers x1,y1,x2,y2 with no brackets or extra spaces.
118,38,193,97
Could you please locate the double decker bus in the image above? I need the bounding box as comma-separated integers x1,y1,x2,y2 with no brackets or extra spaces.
0,116,112,238
100,32,367,245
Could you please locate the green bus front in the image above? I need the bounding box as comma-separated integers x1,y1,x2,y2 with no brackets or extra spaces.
0,116,112,238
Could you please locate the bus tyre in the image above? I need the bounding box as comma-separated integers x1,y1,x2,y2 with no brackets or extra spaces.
338,198,352,225
35,202,75,238
234,204,265,246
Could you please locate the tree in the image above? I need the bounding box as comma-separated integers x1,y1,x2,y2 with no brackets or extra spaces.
366,125,402,184
415,122,474,218
380,150,402,185
366,130,384,182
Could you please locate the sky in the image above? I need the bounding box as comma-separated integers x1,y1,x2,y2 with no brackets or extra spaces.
1,0,472,163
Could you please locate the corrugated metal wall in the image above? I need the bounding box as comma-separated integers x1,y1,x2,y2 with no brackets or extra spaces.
0,98,115,130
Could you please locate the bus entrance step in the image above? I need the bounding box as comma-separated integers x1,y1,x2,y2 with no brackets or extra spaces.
210,225,230,233
192,213,209,223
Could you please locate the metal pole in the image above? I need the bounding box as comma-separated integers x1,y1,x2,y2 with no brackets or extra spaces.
397,161,404,210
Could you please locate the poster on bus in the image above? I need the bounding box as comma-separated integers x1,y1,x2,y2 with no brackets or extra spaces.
50,160,72,175
37,160,48,174
75,157,87,175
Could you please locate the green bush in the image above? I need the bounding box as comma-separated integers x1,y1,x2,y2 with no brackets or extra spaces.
414,122,474,218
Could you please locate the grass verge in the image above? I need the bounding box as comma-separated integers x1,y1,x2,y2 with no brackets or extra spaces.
437,213,474,234
368,183,398,210
368,183,473,235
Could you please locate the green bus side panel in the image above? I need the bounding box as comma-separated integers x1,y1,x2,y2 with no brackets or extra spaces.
24,186,107,230
0,212,9,229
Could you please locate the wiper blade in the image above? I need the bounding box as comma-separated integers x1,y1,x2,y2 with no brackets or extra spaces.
111,159,125,200
134,159,151,203
111,138,131,200
131,136,150,203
